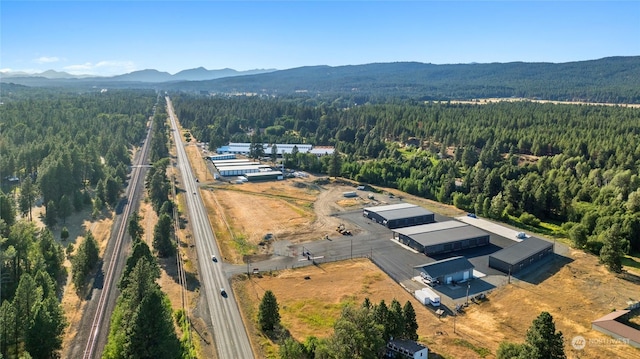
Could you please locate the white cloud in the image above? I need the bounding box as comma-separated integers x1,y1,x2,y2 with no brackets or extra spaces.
34,56,61,64
63,61,137,76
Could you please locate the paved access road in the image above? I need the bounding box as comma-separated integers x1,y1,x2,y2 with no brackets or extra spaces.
166,97,254,359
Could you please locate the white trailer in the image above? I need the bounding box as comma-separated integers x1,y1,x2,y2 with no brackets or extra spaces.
414,288,441,307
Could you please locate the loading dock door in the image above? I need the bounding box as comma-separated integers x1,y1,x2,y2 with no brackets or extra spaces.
463,271,469,281
446,276,452,284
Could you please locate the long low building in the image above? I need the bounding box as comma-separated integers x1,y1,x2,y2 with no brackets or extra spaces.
217,165,271,177
208,154,236,161
245,171,283,181
213,160,260,167
363,203,435,229
393,221,490,255
488,237,553,274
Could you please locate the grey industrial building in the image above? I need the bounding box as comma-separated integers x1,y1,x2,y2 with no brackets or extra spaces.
415,256,475,284
488,237,554,274
393,221,490,255
244,171,284,181
208,154,236,161
363,203,435,229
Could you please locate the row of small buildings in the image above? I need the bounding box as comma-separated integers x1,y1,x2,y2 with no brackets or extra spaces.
216,142,335,156
209,155,283,181
362,203,554,281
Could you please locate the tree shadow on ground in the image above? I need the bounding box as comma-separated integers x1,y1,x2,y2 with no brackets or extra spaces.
159,255,201,292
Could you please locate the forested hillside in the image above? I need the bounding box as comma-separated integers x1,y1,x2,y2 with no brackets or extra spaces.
172,94,640,266
4,56,640,103
0,87,156,358
168,56,640,103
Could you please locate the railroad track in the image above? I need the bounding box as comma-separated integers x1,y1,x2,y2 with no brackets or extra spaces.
81,113,154,359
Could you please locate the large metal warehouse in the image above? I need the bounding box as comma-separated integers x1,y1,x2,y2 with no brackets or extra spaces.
208,154,236,161
363,203,435,229
393,221,490,255
245,171,283,181
217,165,271,177
488,237,553,274
414,256,475,284
213,160,260,167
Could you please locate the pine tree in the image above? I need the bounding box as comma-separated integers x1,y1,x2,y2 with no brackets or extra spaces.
599,223,629,273
258,290,280,332
128,212,144,242
153,213,175,257
402,301,419,341
523,312,566,359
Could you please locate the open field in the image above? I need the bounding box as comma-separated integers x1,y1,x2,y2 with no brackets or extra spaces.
440,97,640,108
236,253,640,359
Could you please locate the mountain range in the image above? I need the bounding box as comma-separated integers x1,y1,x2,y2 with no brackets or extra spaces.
2,57,640,103
0,67,276,82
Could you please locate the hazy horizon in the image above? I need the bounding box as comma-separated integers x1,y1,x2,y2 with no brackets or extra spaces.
2,1,639,77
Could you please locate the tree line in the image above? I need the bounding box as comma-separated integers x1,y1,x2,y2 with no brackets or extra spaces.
256,290,420,359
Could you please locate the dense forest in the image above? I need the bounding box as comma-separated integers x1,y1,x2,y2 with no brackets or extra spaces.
172,94,640,267
0,87,156,358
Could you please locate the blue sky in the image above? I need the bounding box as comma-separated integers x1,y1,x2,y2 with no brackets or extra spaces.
1,1,639,76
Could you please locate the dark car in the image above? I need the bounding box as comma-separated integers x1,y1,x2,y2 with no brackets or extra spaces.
220,288,227,297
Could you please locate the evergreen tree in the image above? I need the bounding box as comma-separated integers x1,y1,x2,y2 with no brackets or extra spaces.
328,150,342,177
153,213,175,257
402,301,419,341
599,223,629,273
123,290,181,359
18,177,37,222
24,296,67,359
128,212,144,242
258,290,280,332
522,312,566,359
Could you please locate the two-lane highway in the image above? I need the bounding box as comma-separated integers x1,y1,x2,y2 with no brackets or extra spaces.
166,96,254,359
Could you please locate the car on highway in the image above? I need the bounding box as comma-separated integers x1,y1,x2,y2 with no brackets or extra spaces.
220,288,227,297
212,255,217,262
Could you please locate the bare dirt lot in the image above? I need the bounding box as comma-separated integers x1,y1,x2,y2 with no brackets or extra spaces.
198,174,640,359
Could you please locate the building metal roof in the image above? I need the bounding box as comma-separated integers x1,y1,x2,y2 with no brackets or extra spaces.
489,237,553,265
405,225,489,247
364,203,433,221
245,171,283,178
364,202,417,213
592,310,640,348
214,161,260,167
211,159,252,165
387,339,428,355
414,256,475,278
393,220,467,236
216,165,271,171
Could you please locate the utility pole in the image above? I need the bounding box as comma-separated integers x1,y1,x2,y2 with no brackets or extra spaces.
465,281,471,306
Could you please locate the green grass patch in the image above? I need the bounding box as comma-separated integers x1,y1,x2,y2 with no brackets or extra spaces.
622,255,640,271
451,338,491,358
284,299,342,330
232,234,257,255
